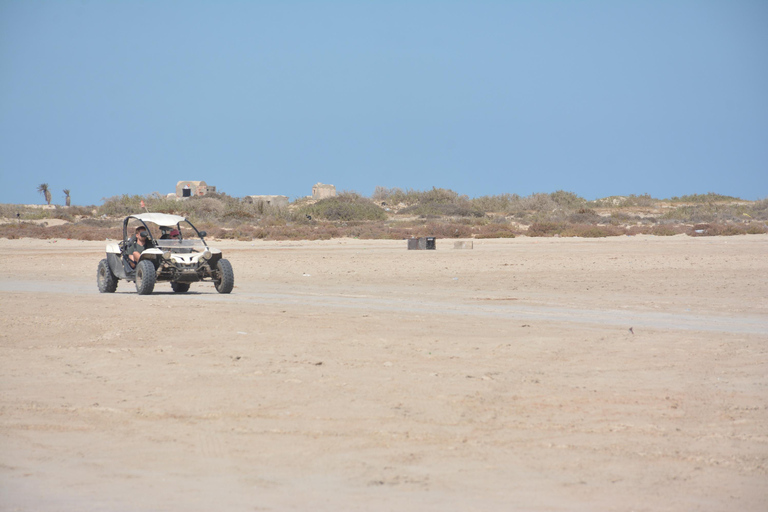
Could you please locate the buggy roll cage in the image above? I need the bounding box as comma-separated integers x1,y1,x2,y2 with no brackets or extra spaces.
122,213,209,249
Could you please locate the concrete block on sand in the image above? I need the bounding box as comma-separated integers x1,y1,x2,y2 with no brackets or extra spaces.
454,240,473,249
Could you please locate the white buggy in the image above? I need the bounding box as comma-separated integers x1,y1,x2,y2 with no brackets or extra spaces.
97,213,234,295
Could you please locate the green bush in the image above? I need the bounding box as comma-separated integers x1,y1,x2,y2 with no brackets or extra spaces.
668,192,741,203
299,193,386,221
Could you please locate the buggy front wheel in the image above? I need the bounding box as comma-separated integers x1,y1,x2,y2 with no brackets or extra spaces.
135,259,156,295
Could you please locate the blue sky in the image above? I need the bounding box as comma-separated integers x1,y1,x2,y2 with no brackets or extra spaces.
1,1,766,206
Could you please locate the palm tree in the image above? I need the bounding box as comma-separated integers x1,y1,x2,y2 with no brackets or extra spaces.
37,183,51,205
63,189,71,207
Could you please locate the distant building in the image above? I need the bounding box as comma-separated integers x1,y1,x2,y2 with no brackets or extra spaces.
176,181,216,198
312,183,336,200
244,195,289,208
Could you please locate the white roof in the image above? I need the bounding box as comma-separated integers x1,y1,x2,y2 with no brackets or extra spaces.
131,213,186,227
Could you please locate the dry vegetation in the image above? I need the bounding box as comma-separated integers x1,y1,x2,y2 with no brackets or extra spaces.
1,190,766,241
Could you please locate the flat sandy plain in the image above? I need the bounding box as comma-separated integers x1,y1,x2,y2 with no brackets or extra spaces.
1,235,767,512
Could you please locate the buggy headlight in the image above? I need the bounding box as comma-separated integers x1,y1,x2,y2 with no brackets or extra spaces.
202,250,212,260
163,251,172,260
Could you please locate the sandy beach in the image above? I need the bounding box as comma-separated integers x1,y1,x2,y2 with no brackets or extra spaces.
1,235,766,511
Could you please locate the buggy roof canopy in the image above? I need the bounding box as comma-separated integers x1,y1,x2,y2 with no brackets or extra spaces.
130,213,186,227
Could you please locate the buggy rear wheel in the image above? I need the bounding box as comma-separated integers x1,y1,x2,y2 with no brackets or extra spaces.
97,258,118,293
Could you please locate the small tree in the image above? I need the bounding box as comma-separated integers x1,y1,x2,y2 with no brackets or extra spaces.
37,183,51,205
63,189,71,207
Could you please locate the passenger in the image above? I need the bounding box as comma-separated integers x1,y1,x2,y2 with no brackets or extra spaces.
160,228,180,240
127,226,150,268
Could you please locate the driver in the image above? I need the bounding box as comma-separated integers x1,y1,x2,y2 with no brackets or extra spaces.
127,225,151,268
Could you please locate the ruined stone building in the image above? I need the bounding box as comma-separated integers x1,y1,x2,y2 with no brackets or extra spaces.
312,183,336,200
176,181,216,198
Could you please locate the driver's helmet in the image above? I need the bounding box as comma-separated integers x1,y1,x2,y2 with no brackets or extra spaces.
169,229,180,239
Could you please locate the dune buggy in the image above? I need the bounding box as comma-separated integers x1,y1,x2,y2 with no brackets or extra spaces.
97,213,234,295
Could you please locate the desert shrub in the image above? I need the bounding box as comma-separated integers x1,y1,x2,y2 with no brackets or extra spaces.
651,224,686,236
473,223,517,238
624,194,657,207
418,187,461,204
625,224,687,236
470,193,524,214
51,209,76,222
222,205,256,221
590,194,657,208
550,190,586,210
65,205,95,216
689,223,713,236
371,187,423,206
393,187,483,218
423,222,473,238
747,198,768,220
22,209,54,220
527,221,566,236
399,202,484,218
608,211,634,223
146,197,186,215
662,206,712,223
377,186,479,212
521,193,558,213
561,224,624,238
591,196,625,208
0,204,20,218
0,222,41,239
688,223,752,236
49,206,96,221
216,225,260,240
98,195,145,217
625,225,650,236
475,231,516,239
488,214,511,224
669,192,741,203
744,223,768,234
371,186,390,202
0,222,114,240
567,208,601,224
299,193,386,221
183,197,227,222
661,202,757,223
76,217,118,228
